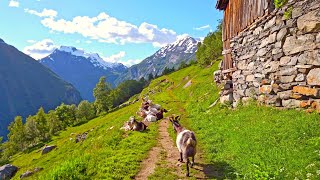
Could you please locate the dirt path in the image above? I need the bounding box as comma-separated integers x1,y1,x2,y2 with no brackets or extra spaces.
136,118,219,179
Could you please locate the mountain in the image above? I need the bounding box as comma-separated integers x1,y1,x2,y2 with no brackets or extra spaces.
40,46,127,101
0,39,82,138
116,36,199,83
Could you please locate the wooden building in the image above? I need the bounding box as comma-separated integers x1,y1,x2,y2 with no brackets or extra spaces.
216,0,275,73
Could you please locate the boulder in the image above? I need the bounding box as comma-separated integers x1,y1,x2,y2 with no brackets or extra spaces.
307,68,320,85
283,35,316,55
277,28,289,42
279,75,296,83
20,171,33,179
0,164,18,180
42,145,57,155
293,86,320,97
259,85,272,94
278,67,297,76
295,74,305,82
282,99,301,108
297,10,320,33
278,90,292,100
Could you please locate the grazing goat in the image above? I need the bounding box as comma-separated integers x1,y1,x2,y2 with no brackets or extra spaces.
128,116,147,131
169,115,197,177
155,108,168,120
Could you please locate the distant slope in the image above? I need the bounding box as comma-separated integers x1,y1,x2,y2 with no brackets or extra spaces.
40,46,127,101
115,36,198,84
0,39,82,138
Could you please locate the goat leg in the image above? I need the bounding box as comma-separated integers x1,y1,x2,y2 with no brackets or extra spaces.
191,156,195,167
178,152,183,162
186,158,190,177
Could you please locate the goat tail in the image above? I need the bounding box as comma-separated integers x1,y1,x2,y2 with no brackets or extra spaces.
186,137,196,147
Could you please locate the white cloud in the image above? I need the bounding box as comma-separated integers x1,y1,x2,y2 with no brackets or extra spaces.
85,40,92,44
103,51,126,63
37,12,178,47
194,25,211,31
24,8,57,18
23,39,57,60
9,0,19,7
121,59,142,67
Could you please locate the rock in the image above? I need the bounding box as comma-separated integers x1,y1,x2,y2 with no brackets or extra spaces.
239,51,256,60
246,75,255,82
257,48,268,57
183,80,192,88
253,26,263,35
298,51,320,65
292,7,303,19
307,68,320,85
20,171,33,179
278,67,297,76
259,85,272,94
42,145,57,155
0,164,18,180
272,48,282,55
295,65,313,69
297,10,320,33
275,41,282,48
293,86,320,97
283,35,316,55
237,60,247,70
278,90,292,100
264,17,276,30
265,61,280,73
279,75,296,83
268,32,277,44
280,56,291,66
295,74,305,82
317,32,320,43
282,99,301,108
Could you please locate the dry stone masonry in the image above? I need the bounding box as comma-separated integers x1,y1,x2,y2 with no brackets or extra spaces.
215,0,320,112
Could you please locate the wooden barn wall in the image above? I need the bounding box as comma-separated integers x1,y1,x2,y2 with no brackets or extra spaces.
222,0,274,71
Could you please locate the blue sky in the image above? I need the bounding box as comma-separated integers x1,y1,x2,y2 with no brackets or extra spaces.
1,0,222,66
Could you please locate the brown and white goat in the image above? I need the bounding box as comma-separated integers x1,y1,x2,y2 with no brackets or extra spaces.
169,115,197,177
128,116,147,132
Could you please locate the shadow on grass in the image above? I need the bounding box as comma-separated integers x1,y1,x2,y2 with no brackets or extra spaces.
192,161,237,180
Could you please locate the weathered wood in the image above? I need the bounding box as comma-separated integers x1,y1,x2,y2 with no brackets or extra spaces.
220,0,275,71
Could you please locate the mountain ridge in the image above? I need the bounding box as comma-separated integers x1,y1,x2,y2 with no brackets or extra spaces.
0,39,82,138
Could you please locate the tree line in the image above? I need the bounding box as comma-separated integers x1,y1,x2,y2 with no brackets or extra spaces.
196,21,223,67
0,77,148,162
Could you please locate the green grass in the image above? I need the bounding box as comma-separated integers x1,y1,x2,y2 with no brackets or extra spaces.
10,103,158,179
11,61,320,179
143,62,320,179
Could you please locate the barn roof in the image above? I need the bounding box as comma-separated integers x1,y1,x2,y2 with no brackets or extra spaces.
216,0,229,10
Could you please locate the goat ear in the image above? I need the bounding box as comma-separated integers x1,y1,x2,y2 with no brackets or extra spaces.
175,115,180,121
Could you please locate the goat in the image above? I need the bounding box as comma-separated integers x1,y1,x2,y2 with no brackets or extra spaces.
169,115,197,177
144,114,157,122
128,116,147,131
155,108,168,120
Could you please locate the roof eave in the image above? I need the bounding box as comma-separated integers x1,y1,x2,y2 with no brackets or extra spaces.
216,0,229,10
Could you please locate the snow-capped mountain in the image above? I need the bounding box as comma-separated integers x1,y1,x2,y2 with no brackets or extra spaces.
116,36,199,84
40,46,127,101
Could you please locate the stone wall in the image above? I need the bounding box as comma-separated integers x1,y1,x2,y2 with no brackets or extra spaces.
216,0,320,112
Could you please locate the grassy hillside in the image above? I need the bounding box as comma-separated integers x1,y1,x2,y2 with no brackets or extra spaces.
11,103,158,179
10,61,320,179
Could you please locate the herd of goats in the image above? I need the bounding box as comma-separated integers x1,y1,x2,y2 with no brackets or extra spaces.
121,97,197,177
